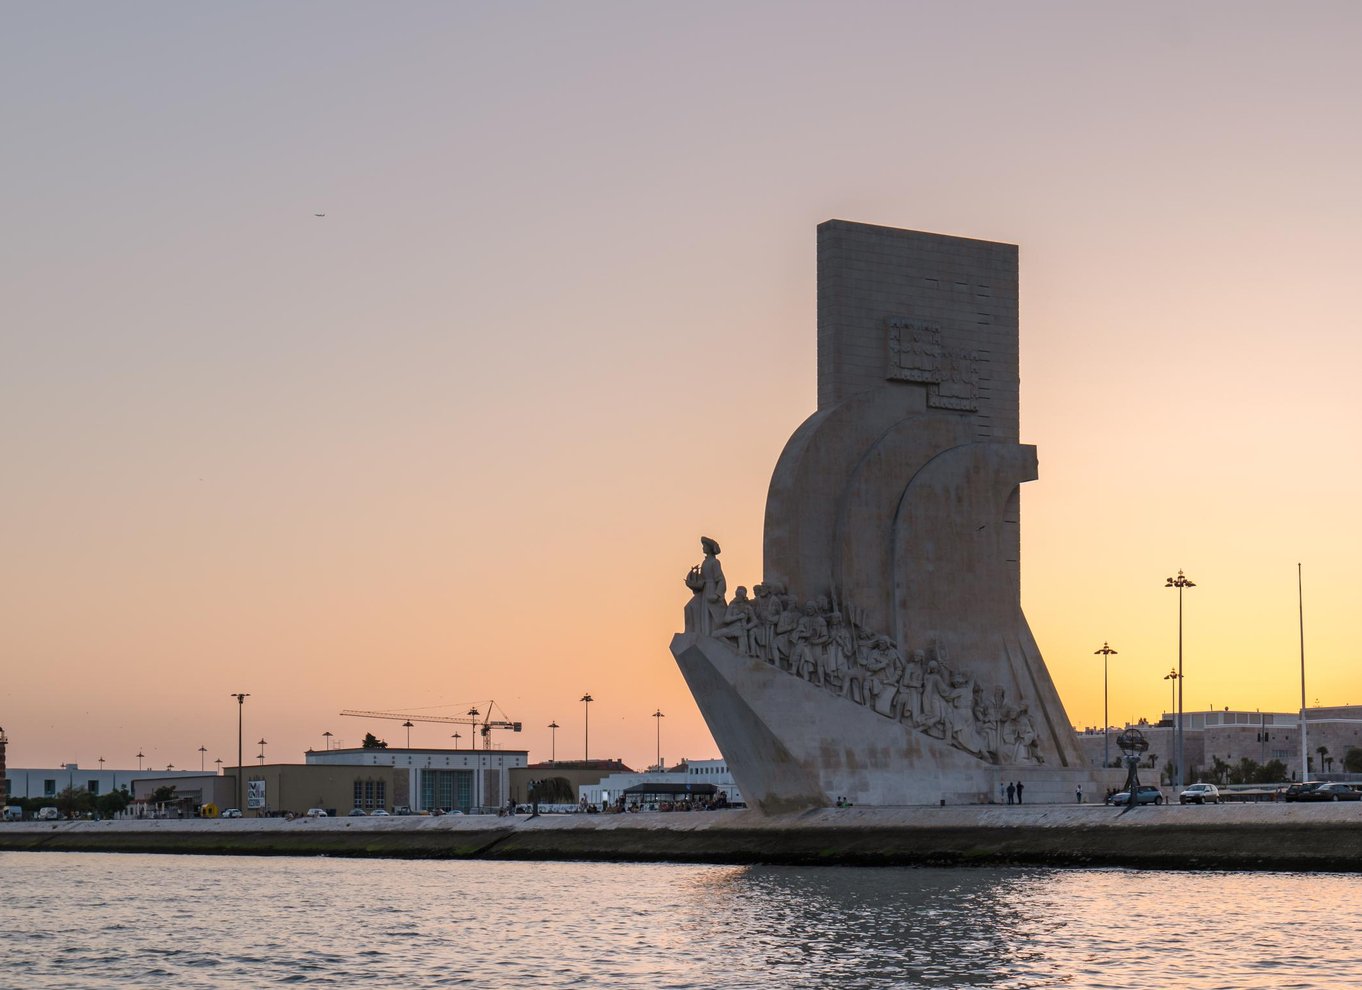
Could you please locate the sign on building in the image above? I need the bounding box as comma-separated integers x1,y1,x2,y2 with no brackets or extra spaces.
247,779,266,810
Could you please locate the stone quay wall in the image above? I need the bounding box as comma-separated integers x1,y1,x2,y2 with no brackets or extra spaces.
3,804,1362,872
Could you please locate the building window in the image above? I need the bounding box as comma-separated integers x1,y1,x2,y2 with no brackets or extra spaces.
364,781,375,808
376,781,386,807
88,780,100,795
353,782,363,808
43,779,56,796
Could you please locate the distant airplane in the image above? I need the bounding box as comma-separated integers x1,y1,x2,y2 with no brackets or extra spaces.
314,213,326,217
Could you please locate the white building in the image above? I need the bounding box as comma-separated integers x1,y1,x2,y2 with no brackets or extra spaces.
5,764,206,801
305,747,528,812
580,758,743,808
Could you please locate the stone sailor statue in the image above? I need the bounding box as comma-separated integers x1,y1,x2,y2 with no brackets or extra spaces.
683,536,728,636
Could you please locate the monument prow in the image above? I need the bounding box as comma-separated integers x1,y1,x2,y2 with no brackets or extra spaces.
673,221,1101,810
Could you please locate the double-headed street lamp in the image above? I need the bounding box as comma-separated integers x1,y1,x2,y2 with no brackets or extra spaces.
1165,570,1196,788
652,709,665,771
257,738,267,766
1094,643,1118,769
230,693,249,812
581,694,593,763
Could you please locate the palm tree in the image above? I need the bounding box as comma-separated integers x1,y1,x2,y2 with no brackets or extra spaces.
1317,746,1329,776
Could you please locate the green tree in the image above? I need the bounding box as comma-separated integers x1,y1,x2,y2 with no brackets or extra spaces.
1317,746,1329,774
95,788,131,819
1255,759,1289,784
361,733,388,750
1344,747,1362,773
55,786,94,818
1207,756,1231,785
149,785,177,804
1228,757,1261,786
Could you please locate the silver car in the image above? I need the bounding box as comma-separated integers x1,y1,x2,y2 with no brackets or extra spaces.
1179,783,1221,805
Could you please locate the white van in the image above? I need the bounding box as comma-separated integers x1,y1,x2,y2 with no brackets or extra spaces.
3,806,22,821
36,807,61,821
305,808,328,817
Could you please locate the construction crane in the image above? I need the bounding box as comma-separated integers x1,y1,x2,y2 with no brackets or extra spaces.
339,701,522,749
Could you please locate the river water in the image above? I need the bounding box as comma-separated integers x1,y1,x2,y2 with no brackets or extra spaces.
2,852,1353,989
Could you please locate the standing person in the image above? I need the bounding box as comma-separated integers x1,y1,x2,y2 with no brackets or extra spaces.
1006,781,1016,805
1015,780,1025,804
1075,784,1083,804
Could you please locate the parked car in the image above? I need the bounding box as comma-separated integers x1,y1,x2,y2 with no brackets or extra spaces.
369,809,390,816
1299,782,1361,802
305,808,328,817
346,808,368,817
35,807,62,821
1106,785,1164,806
219,808,243,818
1179,783,1221,805
1282,782,1324,802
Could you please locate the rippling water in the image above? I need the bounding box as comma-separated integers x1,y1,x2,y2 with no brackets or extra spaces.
2,852,1355,988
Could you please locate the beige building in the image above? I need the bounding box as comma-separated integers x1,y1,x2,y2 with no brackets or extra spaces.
508,760,635,805
220,764,409,816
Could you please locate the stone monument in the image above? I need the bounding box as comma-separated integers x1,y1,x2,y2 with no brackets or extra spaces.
671,220,1100,810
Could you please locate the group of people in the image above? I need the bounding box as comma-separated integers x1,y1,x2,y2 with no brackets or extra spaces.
685,537,1043,765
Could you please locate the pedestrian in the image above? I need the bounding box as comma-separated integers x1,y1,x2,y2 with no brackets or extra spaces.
1075,784,1082,804
1006,781,1016,805
1016,780,1025,804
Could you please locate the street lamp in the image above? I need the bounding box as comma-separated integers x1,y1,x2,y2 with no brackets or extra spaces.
452,732,462,749
323,730,333,752
1165,570,1196,789
230,693,249,812
137,750,145,771
652,709,665,771
402,721,414,749
215,757,223,775
257,738,267,766
98,756,106,772
581,694,593,763
548,721,559,763
1093,644,1118,769
198,745,207,771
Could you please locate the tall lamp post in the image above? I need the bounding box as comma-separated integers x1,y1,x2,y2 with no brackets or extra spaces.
652,709,665,771
402,721,414,749
257,738,267,766
98,756,106,772
547,721,559,763
137,750,145,771
1165,570,1196,788
215,757,223,775
580,694,593,763
452,732,462,749
230,692,249,812
198,745,207,771
1093,643,1118,768
322,730,333,752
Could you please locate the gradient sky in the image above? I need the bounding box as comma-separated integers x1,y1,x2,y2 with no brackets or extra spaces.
4,2,1361,774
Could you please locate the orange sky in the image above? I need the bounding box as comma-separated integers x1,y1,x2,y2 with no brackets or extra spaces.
3,3,1360,772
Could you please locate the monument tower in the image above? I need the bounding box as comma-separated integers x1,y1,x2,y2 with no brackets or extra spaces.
672,220,1093,810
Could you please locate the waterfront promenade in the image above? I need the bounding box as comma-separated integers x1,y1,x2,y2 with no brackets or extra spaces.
3,803,1360,871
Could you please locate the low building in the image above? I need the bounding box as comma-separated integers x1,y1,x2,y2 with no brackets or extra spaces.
1077,705,1362,781
221,764,409,816
579,758,743,808
508,759,634,805
5,764,206,801
305,746,529,812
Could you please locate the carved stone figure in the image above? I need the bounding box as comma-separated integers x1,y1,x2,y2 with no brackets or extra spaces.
698,536,727,636
790,602,828,684
715,587,757,655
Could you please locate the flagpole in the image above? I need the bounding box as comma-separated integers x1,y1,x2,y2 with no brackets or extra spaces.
1298,563,1308,780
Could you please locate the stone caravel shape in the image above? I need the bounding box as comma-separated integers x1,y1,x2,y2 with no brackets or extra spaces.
671,221,1085,810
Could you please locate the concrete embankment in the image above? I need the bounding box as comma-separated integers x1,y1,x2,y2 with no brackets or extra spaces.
3,804,1361,871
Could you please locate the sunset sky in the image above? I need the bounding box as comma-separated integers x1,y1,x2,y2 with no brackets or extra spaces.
4,3,1360,774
